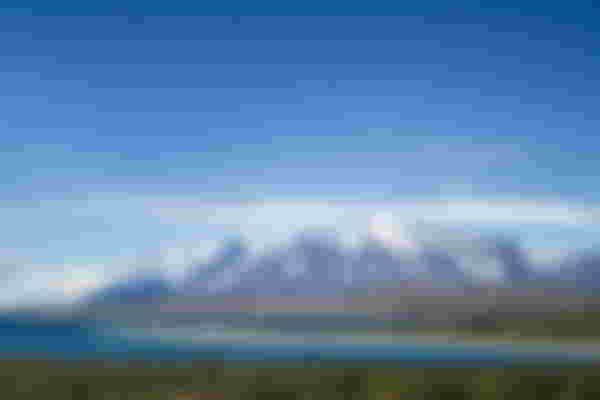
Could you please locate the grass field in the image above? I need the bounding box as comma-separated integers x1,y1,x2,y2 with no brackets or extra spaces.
3,360,600,399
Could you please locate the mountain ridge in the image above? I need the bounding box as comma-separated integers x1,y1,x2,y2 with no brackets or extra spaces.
84,228,600,305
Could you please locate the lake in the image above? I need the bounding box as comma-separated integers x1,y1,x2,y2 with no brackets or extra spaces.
2,316,600,366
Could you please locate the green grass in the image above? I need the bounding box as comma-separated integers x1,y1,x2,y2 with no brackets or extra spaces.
5,309,600,398
2,360,600,399
147,309,600,344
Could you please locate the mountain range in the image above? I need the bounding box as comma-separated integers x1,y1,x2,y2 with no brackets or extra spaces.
84,228,600,306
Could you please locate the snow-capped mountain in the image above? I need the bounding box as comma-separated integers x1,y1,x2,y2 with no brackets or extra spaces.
83,268,176,306
176,228,531,296
182,237,250,293
188,230,355,296
551,251,600,291
83,225,599,304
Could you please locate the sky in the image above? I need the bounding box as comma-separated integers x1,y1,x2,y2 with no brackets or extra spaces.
1,5,600,304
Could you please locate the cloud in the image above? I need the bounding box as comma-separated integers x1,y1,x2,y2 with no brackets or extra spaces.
0,264,112,308
135,196,600,256
147,197,599,231
3,194,598,260
1,193,598,307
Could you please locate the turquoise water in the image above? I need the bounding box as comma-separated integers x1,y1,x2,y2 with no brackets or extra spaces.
1,317,600,366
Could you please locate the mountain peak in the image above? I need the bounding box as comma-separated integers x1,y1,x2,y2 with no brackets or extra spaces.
368,213,419,252
83,226,600,304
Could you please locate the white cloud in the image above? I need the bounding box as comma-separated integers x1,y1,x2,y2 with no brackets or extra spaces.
147,197,599,234
136,196,600,259
158,239,223,279
0,265,112,308
150,198,581,222
1,194,598,307
58,269,106,299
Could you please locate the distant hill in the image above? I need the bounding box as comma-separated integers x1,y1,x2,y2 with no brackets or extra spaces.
83,269,176,306
81,227,600,307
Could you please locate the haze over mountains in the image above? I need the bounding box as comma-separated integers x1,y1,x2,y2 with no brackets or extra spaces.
85,225,600,306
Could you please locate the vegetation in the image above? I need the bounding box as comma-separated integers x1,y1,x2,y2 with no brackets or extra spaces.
5,302,600,398
450,309,600,340
2,360,600,399
186,309,600,342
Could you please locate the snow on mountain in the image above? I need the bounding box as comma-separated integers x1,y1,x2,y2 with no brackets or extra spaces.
83,268,176,306
182,237,250,292
553,250,600,291
368,212,420,253
178,227,486,296
83,220,599,304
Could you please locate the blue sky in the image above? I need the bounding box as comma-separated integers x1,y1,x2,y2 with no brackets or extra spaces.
1,7,600,303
